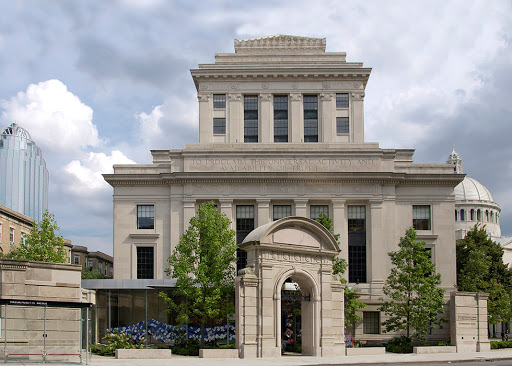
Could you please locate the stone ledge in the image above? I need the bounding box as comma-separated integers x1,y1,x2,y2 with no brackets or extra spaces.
115,349,172,359
199,348,239,358
346,347,385,356
413,346,457,354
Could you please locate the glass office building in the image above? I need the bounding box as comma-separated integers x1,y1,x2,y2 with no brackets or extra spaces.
0,123,48,222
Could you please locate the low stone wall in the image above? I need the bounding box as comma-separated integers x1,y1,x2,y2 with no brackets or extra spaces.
115,349,172,359
413,346,457,354
346,347,386,356
199,348,239,358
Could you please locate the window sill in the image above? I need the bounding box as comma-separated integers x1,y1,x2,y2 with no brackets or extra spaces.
416,233,438,240
129,233,160,239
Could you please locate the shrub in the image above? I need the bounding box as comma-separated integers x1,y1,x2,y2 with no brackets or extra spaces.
171,338,200,356
491,341,512,349
91,330,145,356
219,344,235,349
385,337,413,354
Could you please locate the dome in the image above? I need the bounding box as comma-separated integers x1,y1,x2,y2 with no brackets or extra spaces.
1,123,32,141
454,176,494,202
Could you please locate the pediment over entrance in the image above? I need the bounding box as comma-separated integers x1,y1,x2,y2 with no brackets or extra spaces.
242,216,340,254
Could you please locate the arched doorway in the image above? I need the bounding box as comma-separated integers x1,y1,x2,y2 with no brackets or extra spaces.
235,217,345,358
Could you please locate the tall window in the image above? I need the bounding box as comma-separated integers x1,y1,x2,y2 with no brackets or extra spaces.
310,205,329,220
273,205,291,220
0,223,2,242
99,262,103,274
137,247,154,279
413,205,431,230
9,228,14,246
213,94,226,109
363,312,380,334
74,255,80,265
244,96,258,142
336,117,349,134
348,206,366,283
274,95,288,142
87,260,93,269
236,205,254,273
21,232,26,245
470,209,475,221
213,118,226,134
460,209,465,221
477,209,481,222
336,93,349,108
303,95,318,142
137,205,154,229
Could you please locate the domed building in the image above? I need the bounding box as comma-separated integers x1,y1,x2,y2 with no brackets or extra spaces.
447,147,501,240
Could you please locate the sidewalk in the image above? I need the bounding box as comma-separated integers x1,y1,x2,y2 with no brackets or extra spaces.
23,348,512,366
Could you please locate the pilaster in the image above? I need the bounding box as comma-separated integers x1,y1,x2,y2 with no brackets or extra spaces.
257,199,271,226
228,93,242,143
260,93,272,143
294,199,308,217
351,92,365,143
369,200,384,290
320,93,334,143
219,199,234,230
197,93,211,143
182,198,196,233
289,93,303,143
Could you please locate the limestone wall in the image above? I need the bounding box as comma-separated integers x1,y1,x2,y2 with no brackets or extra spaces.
0,259,84,360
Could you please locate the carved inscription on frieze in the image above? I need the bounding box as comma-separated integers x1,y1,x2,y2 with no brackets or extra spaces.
188,158,378,172
263,250,322,264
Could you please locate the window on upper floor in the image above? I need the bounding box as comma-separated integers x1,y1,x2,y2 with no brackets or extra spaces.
310,205,329,220
74,255,80,265
213,118,226,134
348,205,366,283
236,205,254,273
303,95,318,142
9,228,15,246
99,262,103,274
460,209,465,221
336,93,349,108
363,311,380,334
470,209,475,221
455,210,458,221
413,205,431,230
137,247,154,279
137,205,154,229
87,260,93,269
244,96,258,143
477,209,481,222
336,117,349,134
21,232,26,245
274,95,288,142
213,94,226,109
273,205,291,221
0,223,3,242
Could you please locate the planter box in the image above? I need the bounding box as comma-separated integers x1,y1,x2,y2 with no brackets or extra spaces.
199,348,239,358
346,347,386,356
115,349,172,359
413,346,457,354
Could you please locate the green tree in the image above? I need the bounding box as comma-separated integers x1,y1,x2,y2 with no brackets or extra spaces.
456,224,512,324
81,267,110,279
160,201,237,348
315,213,366,329
379,227,445,340
6,210,66,263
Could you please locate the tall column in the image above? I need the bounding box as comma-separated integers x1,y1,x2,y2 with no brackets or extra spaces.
182,199,196,233
294,199,308,217
228,93,243,143
320,93,335,143
257,199,271,227
332,199,347,281
260,94,272,143
197,93,211,143
219,199,234,230
289,93,303,143
369,200,384,292
351,92,365,143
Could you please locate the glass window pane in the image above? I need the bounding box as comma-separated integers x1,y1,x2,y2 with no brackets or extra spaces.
310,205,329,220
273,205,291,220
363,312,380,334
336,117,349,134
213,94,226,108
137,205,154,229
336,93,349,108
244,96,258,143
213,118,226,134
413,205,431,230
137,247,154,279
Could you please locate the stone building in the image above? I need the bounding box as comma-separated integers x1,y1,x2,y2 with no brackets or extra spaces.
71,245,113,277
0,204,32,255
103,35,466,344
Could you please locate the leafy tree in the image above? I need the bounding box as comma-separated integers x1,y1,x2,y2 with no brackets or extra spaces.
315,213,366,329
81,267,110,279
160,201,237,348
380,227,445,340
6,210,66,263
456,224,512,324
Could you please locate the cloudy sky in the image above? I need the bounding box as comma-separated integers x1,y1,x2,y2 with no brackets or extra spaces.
1,0,511,255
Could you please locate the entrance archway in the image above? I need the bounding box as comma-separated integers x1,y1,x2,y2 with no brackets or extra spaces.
235,217,345,358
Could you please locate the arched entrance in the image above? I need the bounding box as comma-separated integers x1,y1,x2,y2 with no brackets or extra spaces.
235,217,345,358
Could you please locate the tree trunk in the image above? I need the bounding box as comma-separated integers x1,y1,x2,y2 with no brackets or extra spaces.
200,322,205,349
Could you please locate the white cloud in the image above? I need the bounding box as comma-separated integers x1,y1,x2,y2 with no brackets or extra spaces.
64,150,135,195
0,79,101,154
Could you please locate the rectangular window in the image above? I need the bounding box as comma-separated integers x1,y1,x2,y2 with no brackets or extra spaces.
213,94,226,109
0,223,2,242
137,205,154,229
213,118,226,134
87,260,93,269
348,206,366,283
274,95,288,142
244,96,258,142
9,228,15,246
21,232,26,245
336,93,349,108
74,255,80,265
137,247,154,279
310,205,329,220
303,95,318,142
336,117,349,134
413,205,431,230
236,205,254,273
273,205,291,221
363,312,380,334
99,262,103,274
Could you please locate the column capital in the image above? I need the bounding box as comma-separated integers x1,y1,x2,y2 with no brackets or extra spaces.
332,199,346,208
197,93,210,102
294,198,308,206
290,93,302,101
320,93,334,101
256,199,271,207
351,92,365,100
259,93,272,101
183,198,196,207
369,199,383,208
228,93,242,101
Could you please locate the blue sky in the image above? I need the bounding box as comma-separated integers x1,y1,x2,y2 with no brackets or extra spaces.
1,0,511,254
